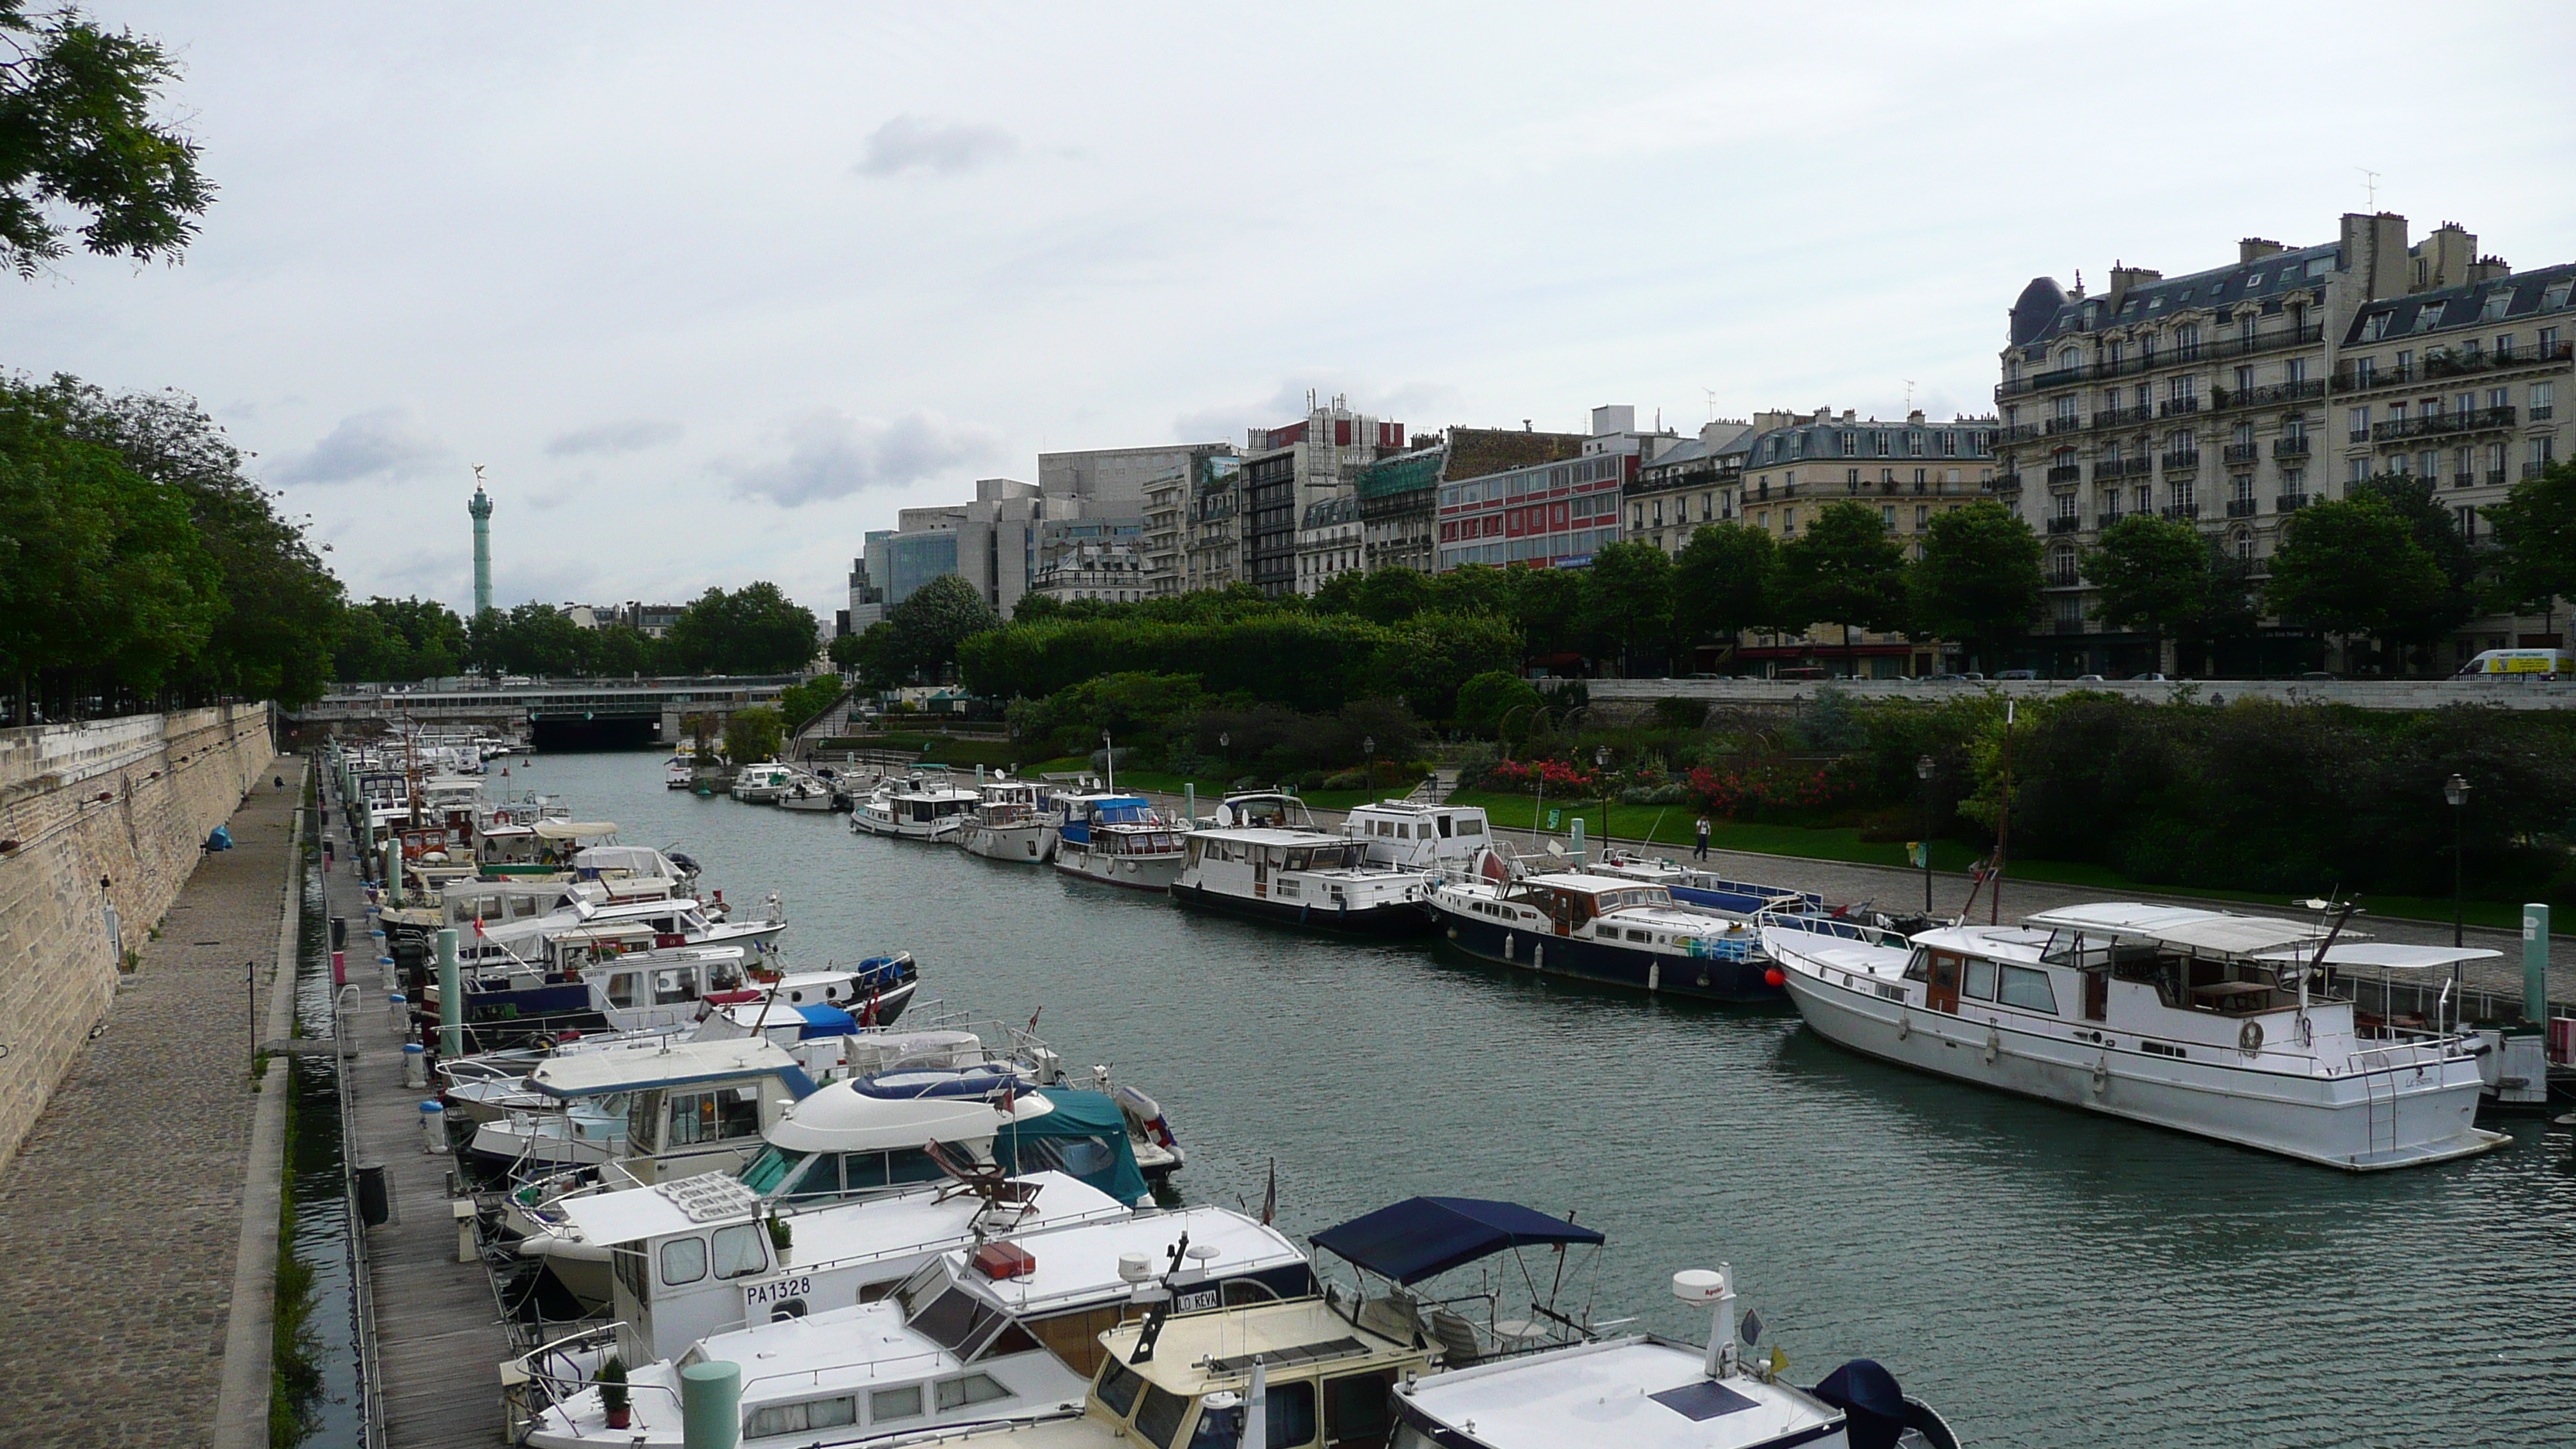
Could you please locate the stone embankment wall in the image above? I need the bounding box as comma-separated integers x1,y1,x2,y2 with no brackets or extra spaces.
1591,677,2576,711
0,706,276,1162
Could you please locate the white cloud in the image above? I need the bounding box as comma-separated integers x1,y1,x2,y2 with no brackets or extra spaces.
725,409,999,506
854,115,1016,177
545,418,683,457
272,407,450,485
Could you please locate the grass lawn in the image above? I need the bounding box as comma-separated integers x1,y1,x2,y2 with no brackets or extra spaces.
1023,761,1430,814
1440,789,2561,934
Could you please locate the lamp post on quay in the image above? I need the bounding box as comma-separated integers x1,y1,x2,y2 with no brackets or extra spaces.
1362,735,1375,799
1916,754,1937,913
2444,772,2471,950
1595,745,1612,860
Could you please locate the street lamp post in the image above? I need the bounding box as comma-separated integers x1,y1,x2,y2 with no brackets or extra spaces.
2444,773,2471,950
1362,735,1375,799
1102,730,1114,793
1916,754,1937,913
1595,745,1612,858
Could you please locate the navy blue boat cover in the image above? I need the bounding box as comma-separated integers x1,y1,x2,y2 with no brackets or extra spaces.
1310,1197,1603,1284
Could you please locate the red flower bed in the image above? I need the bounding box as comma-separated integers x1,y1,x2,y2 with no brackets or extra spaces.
1685,758,1866,817
1481,757,1602,793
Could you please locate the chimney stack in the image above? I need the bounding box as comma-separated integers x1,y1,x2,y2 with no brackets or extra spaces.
2239,238,2286,264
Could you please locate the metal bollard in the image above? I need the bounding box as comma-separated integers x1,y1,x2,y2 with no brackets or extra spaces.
402,1042,426,1088
331,950,347,987
452,1199,477,1265
389,990,408,1029
420,1098,449,1154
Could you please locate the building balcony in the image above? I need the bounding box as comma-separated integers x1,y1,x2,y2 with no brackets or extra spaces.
2275,493,2310,512
2046,571,2081,588
1989,474,2023,493
1997,423,2042,444
2160,502,2200,520
2047,515,2083,534
2369,406,2518,443
2215,323,2325,359
2046,464,2084,485
2222,443,2260,464
2160,451,2201,473
2488,468,2509,485
2052,617,2091,634
2096,510,2123,529
2527,461,2557,480
2225,498,2259,518
2094,457,2150,480
2045,415,2088,435
2213,379,2328,409
2157,397,2203,418
2093,405,2154,429
2273,436,2312,458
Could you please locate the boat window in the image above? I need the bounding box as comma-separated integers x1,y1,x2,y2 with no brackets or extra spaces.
746,1394,857,1437
652,968,699,1005
604,973,638,1009
1999,964,2060,1014
870,1384,924,1422
1006,1131,1117,1182
1626,930,1651,943
1456,817,1482,837
666,1086,760,1147
1324,1370,1397,1445
935,1374,1013,1410
1286,849,1311,871
909,1286,1002,1353
1437,816,1454,838
711,1223,766,1279
612,1244,651,1307
659,1235,708,1286
1134,1384,1193,1448
1597,925,1619,938
1256,1381,1318,1448
1963,960,1996,999
738,1146,807,1194
1097,1361,1147,1418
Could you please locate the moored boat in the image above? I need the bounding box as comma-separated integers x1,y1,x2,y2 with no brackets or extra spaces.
1762,900,2509,1170
1429,868,1786,1003
1173,827,1434,934
959,778,1058,862
852,776,980,839
1049,792,1185,892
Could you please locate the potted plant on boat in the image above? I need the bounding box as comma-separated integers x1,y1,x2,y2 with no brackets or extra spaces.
766,1212,792,1266
600,1354,631,1430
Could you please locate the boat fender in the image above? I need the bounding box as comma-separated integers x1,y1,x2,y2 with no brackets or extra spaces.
2090,1057,2109,1095
2239,1019,2263,1054
1895,1014,1910,1041
1982,1029,2001,1065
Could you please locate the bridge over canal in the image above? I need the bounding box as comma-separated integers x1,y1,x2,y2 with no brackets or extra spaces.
292,677,795,748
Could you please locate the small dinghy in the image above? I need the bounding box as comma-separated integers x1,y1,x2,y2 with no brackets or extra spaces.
853,1062,1038,1099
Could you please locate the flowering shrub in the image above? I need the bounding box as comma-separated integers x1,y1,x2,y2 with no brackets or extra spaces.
1686,757,1869,818
1479,757,1602,793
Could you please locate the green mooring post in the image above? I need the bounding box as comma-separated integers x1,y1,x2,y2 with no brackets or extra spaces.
2525,903,2550,1025
680,1359,742,1449
435,927,462,1058
382,840,401,904
1571,817,1586,864
1184,783,1196,828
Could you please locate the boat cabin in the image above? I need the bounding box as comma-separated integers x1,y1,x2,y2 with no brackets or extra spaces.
528,1038,820,1181
1205,791,1317,830
1342,800,1489,871
1053,793,1160,844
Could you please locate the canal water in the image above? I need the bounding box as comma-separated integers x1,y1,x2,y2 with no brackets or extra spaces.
289,833,367,1447
512,751,2576,1448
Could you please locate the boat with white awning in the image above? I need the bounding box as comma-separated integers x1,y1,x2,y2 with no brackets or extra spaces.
1764,900,2508,1170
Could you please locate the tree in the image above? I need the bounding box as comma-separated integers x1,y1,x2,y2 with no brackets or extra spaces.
2352,473,2476,655
1673,522,1780,653
2084,516,2211,671
1912,502,2042,672
1773,500,1910,649
0,386,221,707
1506,567,1587,661
37,378,343,704
1454,670,1542,738
1578,542,1674,674
722,705,783,764
335,595,465,681
1364,609,1523,720
2265,494,2450,670
2,1,214,278
663,582,820,674
882,574,999,682
776,676,845,732
2482,458,2576,623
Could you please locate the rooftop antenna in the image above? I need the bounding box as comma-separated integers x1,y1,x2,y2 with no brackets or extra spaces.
2358,167,2380,209
1703,388,1718,423
1903,379,1916,412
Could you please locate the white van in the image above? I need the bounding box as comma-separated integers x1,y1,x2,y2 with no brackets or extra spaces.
2453,648,2575,680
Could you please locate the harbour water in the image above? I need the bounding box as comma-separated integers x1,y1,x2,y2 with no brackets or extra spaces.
510,751,2575,1447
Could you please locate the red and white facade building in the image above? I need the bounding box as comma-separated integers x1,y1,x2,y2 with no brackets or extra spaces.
1434,406,1670,571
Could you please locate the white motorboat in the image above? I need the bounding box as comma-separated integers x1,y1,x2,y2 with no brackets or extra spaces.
776,772,837,811
662,755,692,790
518,1203,1315,1446
464,1036,818,1177
1049,792,1185,892
1173,827,1435,935
731,762,796,803
1763,900,2510,1170
853,776,981,840
959,778,1058,862
1341,798,1496,872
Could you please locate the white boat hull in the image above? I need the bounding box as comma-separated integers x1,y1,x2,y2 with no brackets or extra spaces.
1781,961,2505,1170
1053,843,1184,892
851,807,964,840
960,820,1052,862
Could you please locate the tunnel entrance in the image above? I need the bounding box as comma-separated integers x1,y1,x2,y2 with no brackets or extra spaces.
529,715,661,752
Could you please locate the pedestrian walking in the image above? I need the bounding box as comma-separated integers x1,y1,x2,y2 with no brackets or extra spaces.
1694,815,1711,861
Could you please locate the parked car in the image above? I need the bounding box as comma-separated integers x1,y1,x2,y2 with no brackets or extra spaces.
1923,673,1972,683
2074,673,2106,682
2129,672,2176,681
1996,669,2039,680
2297,671,2340,680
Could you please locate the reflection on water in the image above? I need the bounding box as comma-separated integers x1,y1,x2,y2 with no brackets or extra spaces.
518,751,2576,1448
289,853,364,1446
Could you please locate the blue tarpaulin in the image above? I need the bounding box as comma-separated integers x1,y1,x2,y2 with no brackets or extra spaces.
793,1003,857,1039
1310,1197,1602,1285
995,1088,1153,1207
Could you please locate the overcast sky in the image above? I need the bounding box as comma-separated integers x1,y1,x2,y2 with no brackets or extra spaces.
12,2,2574,619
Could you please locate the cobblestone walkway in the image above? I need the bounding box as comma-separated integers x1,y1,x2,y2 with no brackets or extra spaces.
0,760,299,1449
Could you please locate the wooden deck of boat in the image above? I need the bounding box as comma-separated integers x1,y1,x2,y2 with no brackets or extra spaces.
324,790,515,1447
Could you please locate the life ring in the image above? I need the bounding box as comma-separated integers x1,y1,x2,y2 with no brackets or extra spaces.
494,810,512,825
2239,1019,2264,1053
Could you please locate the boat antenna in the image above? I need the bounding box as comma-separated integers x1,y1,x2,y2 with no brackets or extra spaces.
1129,1230,1193,1363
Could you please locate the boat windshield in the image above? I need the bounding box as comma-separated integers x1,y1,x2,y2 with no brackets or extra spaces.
738,1145,810,1195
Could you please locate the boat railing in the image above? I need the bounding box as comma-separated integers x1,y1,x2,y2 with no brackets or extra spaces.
1752,908,1910,950
2346,1036,2469,1077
